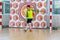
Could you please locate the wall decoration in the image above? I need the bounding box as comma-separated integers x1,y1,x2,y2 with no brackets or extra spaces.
10,0,47,28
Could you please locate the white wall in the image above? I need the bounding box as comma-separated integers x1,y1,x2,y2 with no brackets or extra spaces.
0,0,2,1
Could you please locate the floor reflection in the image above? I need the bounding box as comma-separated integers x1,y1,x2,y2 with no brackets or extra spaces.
0,28,60,40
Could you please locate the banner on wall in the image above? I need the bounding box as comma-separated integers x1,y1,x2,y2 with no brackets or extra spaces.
10,0,47,28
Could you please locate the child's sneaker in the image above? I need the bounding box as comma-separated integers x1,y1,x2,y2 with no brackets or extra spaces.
24,28,28,32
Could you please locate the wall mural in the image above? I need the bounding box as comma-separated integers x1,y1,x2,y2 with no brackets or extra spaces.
10,0,47,28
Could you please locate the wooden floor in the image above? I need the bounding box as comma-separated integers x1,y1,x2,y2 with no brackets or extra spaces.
0,28,60,40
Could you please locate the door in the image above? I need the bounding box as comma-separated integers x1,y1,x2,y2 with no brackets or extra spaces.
53,0,60,27
2,1,10,28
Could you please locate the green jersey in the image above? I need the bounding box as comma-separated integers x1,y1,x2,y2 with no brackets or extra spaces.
27,10,33,19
